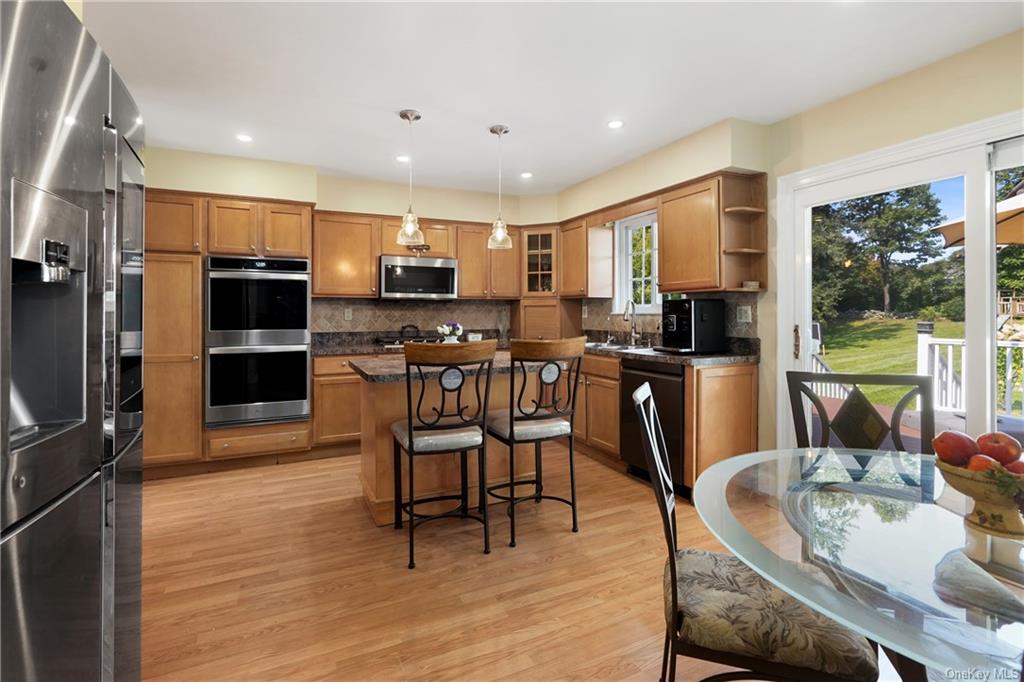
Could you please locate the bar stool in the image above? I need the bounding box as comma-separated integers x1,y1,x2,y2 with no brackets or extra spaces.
392,340,496,569
485,337,586,547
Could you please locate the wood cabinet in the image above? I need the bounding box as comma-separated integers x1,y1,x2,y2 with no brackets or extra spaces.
559,218,613,298
206,421,311,460
208,199,260,255
313,212,380,297
145,191,204,253
312,355,370,445
263,202,312,258
521,226,559,297
457,224,521,299
511,299,582,340
143,253,203,466
573,354,620,455
658,173,767,293
208,199,311,258
683,363,758,487
381,219,456,257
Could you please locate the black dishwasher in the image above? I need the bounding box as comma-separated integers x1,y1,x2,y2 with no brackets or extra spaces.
619,358,688,495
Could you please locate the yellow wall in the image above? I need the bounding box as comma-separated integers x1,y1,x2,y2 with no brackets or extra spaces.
64,0,83,21
146,147,318,203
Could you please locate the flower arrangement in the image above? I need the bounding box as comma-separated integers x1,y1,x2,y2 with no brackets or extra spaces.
437,321,463,340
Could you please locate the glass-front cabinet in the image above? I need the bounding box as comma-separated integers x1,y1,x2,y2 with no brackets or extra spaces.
522,226,558,297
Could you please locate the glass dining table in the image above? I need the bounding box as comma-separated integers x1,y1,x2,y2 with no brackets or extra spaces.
693,448,1024,680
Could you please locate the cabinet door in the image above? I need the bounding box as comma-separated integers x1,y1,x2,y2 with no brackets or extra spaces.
313,214,380,296
313,375,362,444
685,364,757,487
380,220,455,257
143,254,203,465
586,375,620,454
457,225,490,298
489,226,521,298
145,192,203,253
208,199,260,256
572,373,588,442
262,203,311,258
522,227,558,297
559,221,587,297
658,178,720,291
519,299,560,340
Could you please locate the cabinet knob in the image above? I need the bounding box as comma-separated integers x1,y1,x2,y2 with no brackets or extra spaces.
193,241,200,249
371,286,376,292
192,355,199,361
266,246,272,253
249,244,256,252
222,443,230,448
579,287,584,292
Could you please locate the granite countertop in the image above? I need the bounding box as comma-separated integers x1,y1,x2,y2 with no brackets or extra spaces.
348,350,553,383
583,345,758,367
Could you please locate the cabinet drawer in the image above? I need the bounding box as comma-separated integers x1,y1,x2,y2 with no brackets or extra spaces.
313,355,373,376
582,354,620,380
206,424,310,460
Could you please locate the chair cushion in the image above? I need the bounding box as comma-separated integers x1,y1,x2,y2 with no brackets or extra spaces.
486,409,571,441
390,421,483,453
665,548,878,682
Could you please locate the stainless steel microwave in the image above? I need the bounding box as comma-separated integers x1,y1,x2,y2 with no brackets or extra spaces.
379,255,458,300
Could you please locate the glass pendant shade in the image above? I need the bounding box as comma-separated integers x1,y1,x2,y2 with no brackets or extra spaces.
487,217,512,249
397,209,424,246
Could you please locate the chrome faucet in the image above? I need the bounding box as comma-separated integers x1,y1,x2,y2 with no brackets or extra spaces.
623,300,641,346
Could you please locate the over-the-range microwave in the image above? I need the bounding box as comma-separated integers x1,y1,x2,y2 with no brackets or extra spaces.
379,255,458,300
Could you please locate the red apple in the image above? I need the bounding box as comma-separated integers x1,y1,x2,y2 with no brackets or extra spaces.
1005,460,1024,475
976,432,1022,466
966,454,1000,472
932,430,979,466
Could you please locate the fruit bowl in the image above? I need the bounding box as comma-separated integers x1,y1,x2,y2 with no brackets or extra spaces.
936,459,1024,538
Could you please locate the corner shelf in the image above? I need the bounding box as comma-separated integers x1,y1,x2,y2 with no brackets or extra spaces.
723,248,766,255
723,206,767,215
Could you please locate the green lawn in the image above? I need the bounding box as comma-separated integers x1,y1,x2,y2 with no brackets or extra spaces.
821,319,964,406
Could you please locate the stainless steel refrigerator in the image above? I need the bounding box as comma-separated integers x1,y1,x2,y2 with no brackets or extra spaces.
1,2,144,679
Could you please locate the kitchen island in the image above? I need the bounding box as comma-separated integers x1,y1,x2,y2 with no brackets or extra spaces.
349,351,545,526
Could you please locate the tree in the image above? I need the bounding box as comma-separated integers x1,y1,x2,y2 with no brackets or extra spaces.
811,204,860,321
829,186,944,313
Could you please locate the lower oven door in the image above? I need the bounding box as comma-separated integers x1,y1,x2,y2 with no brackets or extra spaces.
205,345,310,426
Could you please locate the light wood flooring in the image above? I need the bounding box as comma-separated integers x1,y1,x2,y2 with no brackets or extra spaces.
141,446,740,681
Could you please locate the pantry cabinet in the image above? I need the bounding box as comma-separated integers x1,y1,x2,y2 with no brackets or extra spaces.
145,191,204,253
457,224,520,299
313,212,381,296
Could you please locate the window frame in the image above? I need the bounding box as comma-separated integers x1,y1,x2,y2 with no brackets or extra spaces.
614,210,661,314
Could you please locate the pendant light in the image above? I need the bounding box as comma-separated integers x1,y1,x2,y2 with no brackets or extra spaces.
397,109,424,246
487,124,512,250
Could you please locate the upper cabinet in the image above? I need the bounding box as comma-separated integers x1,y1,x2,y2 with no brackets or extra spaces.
521,226,559,297
263,203,312,258
658,173,766,293
313,212,380,297
145,191,204,253
381,219,456,258
208,198,311,258
457,224,520,299
558,218,613,299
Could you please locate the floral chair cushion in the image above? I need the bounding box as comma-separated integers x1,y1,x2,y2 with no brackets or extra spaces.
665,548,878,682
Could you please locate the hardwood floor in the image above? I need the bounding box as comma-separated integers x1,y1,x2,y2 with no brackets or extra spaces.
142,446,739,681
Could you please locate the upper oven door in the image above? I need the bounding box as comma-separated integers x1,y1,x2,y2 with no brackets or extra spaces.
379,255,457,300
206,257,310,346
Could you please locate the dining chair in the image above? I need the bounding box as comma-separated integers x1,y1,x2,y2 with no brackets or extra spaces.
392,340,497,569
786,371,934,455
631,382,879,682
485,337,586,548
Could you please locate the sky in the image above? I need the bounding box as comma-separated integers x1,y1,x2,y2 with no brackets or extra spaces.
930,176,964,224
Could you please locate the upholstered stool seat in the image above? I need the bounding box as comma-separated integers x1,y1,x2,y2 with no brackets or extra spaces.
485,409,570,441
390,421,483,453
666,548,878,682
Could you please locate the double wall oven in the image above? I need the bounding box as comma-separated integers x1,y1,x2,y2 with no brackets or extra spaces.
205,257,310,426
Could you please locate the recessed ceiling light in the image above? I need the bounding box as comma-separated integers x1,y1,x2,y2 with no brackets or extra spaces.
520,171,533,179
395,154,410,163
236,133,253,142
607,120,624,130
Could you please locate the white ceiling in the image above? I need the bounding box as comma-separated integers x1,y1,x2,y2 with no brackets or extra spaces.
86,2,1022,194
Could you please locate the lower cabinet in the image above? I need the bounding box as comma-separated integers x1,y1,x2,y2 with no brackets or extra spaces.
312,355,371,445
206,421,311,461
683,363,758,487
573,354,620,455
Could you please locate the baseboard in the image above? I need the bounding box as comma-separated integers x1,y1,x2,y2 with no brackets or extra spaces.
143,442,359,480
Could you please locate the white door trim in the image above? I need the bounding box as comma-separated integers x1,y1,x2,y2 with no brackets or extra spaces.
776,110,1024,449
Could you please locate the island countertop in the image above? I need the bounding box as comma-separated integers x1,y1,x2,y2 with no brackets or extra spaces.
348,350,543,383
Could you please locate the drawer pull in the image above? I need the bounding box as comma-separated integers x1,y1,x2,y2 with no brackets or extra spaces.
222,443,230,448
290,436,297,442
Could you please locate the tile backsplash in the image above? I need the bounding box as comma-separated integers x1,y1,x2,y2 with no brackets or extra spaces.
311,298,511,334
582,292,758,339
